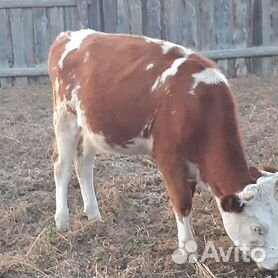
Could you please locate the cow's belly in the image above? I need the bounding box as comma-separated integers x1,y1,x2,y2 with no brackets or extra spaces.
78,115,153,156
85,130,153,155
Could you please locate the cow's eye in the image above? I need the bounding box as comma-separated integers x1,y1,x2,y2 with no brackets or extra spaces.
251,225,265,236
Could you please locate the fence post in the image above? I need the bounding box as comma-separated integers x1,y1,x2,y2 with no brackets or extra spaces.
77,0,89,28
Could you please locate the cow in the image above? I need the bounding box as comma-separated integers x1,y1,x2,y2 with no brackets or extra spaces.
48,30,278,271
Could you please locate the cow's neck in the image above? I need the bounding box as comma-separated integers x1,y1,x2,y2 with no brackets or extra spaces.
196,130,251,197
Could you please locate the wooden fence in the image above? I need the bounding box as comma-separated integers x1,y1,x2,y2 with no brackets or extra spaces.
88,0,278,78
0,0,278,87
0,0,85,87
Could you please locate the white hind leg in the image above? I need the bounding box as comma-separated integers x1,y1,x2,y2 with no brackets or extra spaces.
74,133,101,221
53,109,79,231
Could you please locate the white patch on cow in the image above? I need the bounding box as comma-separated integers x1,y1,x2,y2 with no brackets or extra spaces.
58,29,95,69
189,68,228,95
146,63,154,71
144,37,161,44
70,84,82,126
54,77,60,93
57,31,66,38
174,211,195,250
83,51,90,63
145,37,193,56
151,77,161,92
58,83,82,126
161,41,192,56
55,171,70,231
83,132,153,155
151,57,187,92
56,31,71,40
161,41,178,54
171,110,176,114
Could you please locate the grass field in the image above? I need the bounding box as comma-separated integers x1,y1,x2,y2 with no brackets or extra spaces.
0,75,277,278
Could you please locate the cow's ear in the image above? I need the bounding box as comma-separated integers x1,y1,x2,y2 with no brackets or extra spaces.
220,195,244,213
260,165,278,173
249,166,261,182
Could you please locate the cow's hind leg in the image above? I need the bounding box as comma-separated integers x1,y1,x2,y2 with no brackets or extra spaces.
74,133,101,221
53,110,79,231
154,148,195,251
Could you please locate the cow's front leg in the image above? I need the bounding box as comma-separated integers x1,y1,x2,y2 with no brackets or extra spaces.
175,211,195,250
154,150,196,251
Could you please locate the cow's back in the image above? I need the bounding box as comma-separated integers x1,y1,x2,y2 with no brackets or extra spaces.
48,30,231,157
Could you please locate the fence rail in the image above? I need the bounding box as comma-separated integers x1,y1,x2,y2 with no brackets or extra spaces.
0,0,278,87
1,46,278,78
202,46,278,60
0,0,77,9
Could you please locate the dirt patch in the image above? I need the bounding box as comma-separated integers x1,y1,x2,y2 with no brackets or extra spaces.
0,76,277,278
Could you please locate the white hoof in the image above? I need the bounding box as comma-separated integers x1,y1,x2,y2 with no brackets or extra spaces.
85,206,102,221
55,211,69,232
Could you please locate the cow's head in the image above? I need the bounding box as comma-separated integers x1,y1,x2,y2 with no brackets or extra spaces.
218,168,278,270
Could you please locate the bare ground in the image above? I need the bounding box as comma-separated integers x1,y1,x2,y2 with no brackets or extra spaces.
0,76,277,278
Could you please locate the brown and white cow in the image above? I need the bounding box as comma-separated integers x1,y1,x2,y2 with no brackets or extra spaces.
48,30,278,270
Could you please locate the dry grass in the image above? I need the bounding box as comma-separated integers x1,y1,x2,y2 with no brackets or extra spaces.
0,76,277,278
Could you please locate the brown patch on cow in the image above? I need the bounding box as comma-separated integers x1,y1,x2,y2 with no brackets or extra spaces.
154,149,194,219
48,34,73,102
66,104,77,115
76,134,83,158
187,53,217,71
191,83,252,196
220,195,245,213
51,140,58,162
